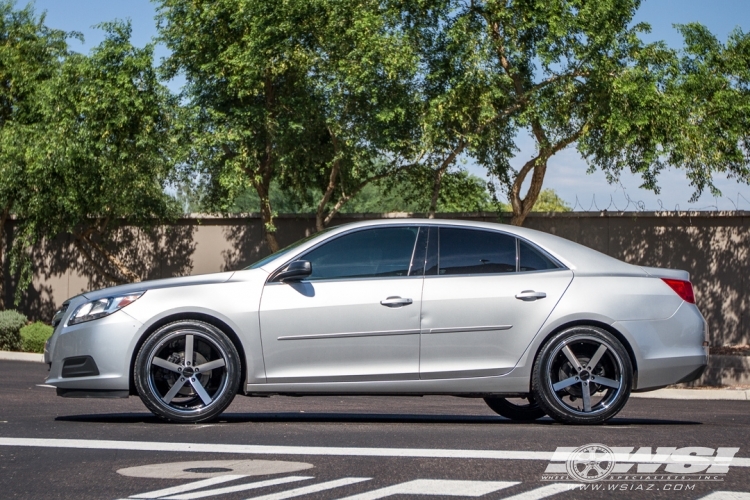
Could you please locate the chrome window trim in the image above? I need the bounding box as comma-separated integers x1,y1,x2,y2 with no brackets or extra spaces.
264,274,425,286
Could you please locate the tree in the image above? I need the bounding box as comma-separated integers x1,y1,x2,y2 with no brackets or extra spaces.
530,189,571,212
286,1,422,232
157,0,423,247
0,2,68,309
581,23,750,201
156,0,332,251
14,21,180,288
406,0,666,226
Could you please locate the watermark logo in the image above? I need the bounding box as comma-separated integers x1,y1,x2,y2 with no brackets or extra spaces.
543,444,740,484
565,444,616,482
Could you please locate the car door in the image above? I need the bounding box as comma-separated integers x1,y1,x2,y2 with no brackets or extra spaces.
259,226,426,383
419,227,573,379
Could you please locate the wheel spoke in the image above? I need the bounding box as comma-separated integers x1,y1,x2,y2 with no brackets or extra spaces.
196,359,225,372
162,377,187,404
184,334,194,365
190,377,213,405
581,380,592,412
553,376,579,391
587,344,608,371
593,376,621,389
561,345,583,371
152,357,181,373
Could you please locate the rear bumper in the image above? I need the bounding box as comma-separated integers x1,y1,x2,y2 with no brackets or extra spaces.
614,302,708,391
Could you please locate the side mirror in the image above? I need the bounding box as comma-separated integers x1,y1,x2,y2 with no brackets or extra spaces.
275,260,312,282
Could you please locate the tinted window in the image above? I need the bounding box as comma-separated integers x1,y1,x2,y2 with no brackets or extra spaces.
438,228,516,275
301,227,419,280
519,240,559,272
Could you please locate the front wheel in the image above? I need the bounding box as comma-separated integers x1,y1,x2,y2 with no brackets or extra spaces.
532,326,632,425
484,396,546,421
134,320,241,423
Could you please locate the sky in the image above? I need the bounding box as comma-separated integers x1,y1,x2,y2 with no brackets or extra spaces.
28,0,750,211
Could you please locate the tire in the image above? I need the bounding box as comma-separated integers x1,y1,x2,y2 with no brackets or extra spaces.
484,396,546,421
532,326,632,425
134,320,241,423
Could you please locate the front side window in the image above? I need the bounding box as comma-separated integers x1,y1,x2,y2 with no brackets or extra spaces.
300,226,419,280
438,227,517,275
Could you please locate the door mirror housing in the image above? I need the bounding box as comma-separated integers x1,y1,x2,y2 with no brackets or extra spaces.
275,260,312,282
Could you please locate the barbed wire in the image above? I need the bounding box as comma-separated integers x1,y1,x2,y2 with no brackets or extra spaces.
568,192,750,212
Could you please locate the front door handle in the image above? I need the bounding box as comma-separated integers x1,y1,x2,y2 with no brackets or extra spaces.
515,290,547,301
380,296,413,307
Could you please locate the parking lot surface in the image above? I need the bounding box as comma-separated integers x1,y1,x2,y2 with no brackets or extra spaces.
1,360,749,499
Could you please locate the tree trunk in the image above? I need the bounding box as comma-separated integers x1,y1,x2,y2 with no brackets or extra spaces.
254,182,279,253
316,132,341,232
509,155,549,226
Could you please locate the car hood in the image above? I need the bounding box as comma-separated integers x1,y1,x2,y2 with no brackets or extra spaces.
81,271,237,301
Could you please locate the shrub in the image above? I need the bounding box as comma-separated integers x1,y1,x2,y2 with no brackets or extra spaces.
20,321,54,353
0,310,28,351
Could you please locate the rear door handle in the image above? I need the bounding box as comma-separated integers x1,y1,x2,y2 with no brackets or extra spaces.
515,290,547,301
380,296,413,307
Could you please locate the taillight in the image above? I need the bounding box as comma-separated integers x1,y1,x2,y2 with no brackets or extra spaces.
662,278,695,304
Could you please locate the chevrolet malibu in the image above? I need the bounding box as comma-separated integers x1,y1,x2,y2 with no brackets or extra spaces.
44,219,708,424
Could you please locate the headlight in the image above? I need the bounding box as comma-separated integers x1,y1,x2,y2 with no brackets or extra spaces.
67,292,144,326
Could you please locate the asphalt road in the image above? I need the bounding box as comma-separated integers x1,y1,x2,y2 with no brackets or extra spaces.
1,360,749,500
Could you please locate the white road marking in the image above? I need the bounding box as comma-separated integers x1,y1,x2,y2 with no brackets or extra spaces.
499,483,581,500
700,493,750,500
336,479,518,499
35,384,55,388
163,476,314,499
243,478,370,500
117,459,314,479
1,437,748,467
129,475,247,499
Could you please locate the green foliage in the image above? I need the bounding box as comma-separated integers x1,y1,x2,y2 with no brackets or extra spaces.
20,321,53,353
156,0,422,243
0,310,27,351
530,189,572,212
0,1,70,307
581,23,750,201
14,21,181,285
183,170,503,214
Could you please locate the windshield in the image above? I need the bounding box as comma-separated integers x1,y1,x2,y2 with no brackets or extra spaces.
244,228,334,270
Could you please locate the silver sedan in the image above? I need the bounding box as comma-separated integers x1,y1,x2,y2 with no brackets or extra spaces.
44,219,708,424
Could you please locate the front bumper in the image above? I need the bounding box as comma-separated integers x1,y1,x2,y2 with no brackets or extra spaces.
615,302,709,391
45,310,143,392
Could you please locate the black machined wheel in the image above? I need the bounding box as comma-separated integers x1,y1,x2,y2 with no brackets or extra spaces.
532,326,632,425
484,395,546,421
134,320,241,423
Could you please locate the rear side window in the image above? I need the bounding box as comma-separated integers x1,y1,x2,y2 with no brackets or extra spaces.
301,227,419,280
438,228,516,275
519,240,560,272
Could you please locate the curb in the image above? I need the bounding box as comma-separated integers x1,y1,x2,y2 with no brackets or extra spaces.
0,351,44,363
631,388,750,401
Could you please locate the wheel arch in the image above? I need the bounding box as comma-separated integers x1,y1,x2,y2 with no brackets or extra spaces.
128,312,248,396
530,319,639,392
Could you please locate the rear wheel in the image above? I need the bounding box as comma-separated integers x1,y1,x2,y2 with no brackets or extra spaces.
484,396,546,421
134,320,241,423
532,326,632,425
